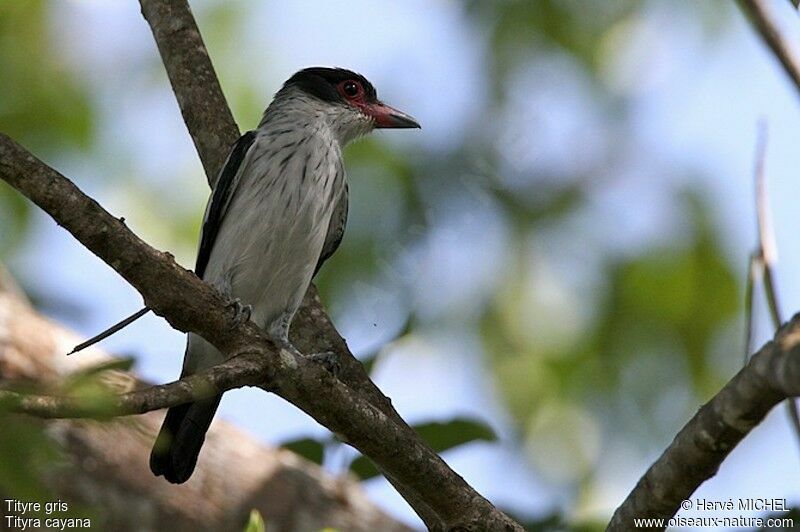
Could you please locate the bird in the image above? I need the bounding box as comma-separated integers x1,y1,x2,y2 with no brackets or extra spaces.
149,67,420,484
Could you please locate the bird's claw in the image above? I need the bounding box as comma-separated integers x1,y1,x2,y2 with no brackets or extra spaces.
227,298,252,328
268,334,340,378
306,350,340,377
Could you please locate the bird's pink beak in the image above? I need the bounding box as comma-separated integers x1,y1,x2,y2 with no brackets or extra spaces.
366,102,420,129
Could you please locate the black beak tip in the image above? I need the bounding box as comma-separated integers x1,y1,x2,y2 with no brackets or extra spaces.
389,113,421,129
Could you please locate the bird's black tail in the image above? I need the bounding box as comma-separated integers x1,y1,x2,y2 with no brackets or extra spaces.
149,395,221,484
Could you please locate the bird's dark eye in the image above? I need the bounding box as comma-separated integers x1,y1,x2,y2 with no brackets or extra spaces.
341,80,360,98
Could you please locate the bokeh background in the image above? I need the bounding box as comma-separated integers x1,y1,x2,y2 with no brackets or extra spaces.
2,0,800,529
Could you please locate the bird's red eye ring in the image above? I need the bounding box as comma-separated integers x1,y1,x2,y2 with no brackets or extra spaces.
340,80,361,99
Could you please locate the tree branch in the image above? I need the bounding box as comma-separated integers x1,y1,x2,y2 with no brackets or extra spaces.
1,352,266,419
740,0,800,96
0,132,520,531
607,313,800,530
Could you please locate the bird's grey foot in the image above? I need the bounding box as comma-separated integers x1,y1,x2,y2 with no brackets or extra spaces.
227,298,252,328
306,350,341,377
268,332,340,377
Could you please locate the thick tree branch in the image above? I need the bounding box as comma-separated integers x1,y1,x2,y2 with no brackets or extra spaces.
0,133,520,531
607,314,800,530
740,0,800,96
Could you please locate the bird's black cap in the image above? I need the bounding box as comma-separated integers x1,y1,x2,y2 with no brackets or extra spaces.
282,67,378,104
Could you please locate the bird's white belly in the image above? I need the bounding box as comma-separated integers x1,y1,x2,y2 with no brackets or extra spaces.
228,200,327,332
183,126,344,374
203,157,342,335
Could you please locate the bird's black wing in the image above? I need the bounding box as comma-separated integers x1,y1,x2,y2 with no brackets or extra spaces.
314,182,349,277
195,131,257,278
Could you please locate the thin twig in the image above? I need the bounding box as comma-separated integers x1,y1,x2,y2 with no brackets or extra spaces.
754,122,777,268
743,252,760,364
743,122,769,365
747,122,800,450
1,352,267,418
740,0,800,97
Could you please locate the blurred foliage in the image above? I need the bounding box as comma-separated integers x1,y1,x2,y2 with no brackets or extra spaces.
466,0,734,99
0,407,99,525
314,136,428,307
594,191,738,395
485,190,738,425
0,366,140,527
466,0,640,92
0,1,93,256
0,0,95,507
282,437,325,466
0,1,93,153
0,182,31,256
199,1,266,131
0,410,59,501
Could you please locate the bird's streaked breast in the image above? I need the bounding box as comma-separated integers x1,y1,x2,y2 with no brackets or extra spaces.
201,120,346,330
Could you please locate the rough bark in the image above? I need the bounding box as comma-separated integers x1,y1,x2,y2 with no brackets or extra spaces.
0,286,411,532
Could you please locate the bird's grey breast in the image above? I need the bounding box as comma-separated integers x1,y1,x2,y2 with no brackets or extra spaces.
202,125,346,330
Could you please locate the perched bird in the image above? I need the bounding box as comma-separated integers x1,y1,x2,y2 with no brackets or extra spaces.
149,67,420,484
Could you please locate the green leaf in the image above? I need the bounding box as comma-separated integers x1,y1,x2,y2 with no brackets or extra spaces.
53,358,136,418
243,509,265,532
348,456,378,480
0,410,60,501
0,1,94,155
281,437,325,465
64,357,135,387
350,418,496,480
414,418,497,451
